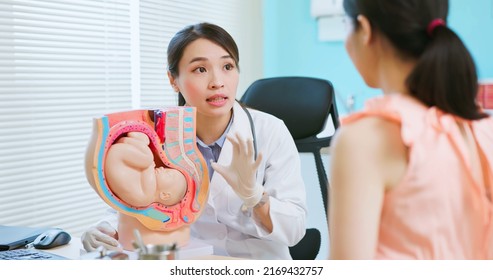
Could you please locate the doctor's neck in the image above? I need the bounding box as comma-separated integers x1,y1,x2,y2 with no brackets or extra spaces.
196,109,232,145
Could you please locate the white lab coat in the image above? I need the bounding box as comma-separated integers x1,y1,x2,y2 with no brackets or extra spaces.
190,102,307,259
100,102,307,259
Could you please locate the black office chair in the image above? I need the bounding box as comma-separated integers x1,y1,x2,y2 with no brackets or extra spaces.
240,76,339,260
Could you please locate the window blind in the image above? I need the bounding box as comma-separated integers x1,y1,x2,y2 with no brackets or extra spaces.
0,0,132,236
0,0,262,237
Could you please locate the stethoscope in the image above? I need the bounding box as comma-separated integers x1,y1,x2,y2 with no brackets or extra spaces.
239,102,258,161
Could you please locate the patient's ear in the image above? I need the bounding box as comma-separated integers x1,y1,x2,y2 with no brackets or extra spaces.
357,15,373,45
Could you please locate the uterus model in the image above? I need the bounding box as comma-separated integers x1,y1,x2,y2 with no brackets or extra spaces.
85,107,209,250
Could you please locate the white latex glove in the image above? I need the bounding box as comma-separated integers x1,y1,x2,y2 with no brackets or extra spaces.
211,132,264,210
81,221,120,252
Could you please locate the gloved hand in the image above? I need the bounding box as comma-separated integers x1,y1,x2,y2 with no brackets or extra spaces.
211,132,264,210
81,221,120,252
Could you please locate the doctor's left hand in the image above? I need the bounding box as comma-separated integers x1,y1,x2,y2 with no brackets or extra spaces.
211,132,264,209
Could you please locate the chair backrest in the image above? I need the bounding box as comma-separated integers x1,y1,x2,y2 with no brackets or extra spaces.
240,76,339,214
240,76,339,259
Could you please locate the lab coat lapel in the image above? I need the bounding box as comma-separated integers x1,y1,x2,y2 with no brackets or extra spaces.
208,102,254,201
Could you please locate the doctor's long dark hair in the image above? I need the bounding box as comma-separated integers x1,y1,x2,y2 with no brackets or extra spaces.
344,0,487,120
167,22,240,106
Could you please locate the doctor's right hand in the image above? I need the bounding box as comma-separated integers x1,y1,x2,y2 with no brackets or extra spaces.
81,221,120,252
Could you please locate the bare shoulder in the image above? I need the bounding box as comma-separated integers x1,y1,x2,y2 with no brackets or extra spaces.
331,116,407,188
332,116,402,155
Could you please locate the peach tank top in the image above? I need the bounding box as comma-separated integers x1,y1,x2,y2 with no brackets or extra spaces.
343,94,493,259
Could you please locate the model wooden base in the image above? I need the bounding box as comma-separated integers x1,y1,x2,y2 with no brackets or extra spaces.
118,213,190,251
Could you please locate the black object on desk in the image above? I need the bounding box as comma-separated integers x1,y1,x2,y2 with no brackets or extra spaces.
32,228,71,249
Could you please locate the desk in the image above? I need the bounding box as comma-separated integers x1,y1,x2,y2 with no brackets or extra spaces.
40,237,241,260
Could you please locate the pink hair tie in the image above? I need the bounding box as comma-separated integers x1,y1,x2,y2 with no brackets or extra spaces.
427,18,446,37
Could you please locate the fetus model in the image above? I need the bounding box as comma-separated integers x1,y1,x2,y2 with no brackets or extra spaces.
85,107,209,250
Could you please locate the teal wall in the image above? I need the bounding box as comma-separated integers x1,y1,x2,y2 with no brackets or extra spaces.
263,0,493,115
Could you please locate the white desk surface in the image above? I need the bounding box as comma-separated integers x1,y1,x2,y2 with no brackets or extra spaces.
40,237,241,260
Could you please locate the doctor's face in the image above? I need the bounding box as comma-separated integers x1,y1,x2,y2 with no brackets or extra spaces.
172,38,239,119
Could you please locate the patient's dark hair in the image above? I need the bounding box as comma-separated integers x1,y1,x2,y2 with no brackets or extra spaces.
343,0,487,120
167,22,240,106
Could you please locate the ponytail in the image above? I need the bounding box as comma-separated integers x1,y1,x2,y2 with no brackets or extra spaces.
344,0,487,120
406,26,487,120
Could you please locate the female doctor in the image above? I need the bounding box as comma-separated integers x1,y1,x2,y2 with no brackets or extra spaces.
81,22,307,259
